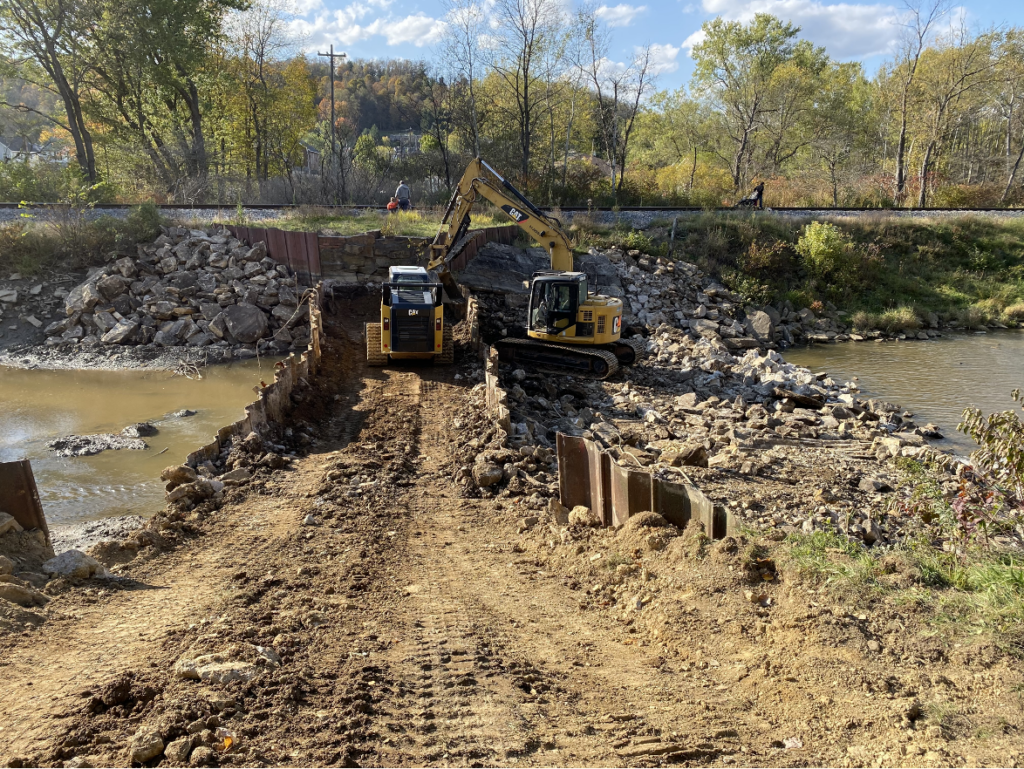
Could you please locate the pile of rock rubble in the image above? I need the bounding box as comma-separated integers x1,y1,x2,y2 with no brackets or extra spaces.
43,226,310,357
606,248,941,346
466,249,965,550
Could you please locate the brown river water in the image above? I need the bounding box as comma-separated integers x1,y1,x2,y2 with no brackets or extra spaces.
784,329,1024,455
0,360,274,524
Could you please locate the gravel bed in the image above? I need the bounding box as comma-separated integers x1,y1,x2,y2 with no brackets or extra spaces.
0,207,292,225
561,208,1024,228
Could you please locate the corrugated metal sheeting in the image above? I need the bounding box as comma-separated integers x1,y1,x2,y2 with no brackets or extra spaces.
0,460,49,542
556,434,731,538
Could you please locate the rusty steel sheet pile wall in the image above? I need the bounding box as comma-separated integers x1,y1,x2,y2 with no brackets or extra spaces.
184,286,325,469
227,225,519,287
556,433,731,537
0,460,49,541
465,292,512,435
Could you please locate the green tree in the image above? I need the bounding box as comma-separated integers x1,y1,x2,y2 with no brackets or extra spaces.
0,0,97,180
690,13,802,190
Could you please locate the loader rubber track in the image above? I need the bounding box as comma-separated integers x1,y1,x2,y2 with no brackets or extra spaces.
494,337,620,379
365,322,388,366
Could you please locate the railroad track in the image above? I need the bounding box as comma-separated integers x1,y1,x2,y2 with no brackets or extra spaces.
1,201,1023,214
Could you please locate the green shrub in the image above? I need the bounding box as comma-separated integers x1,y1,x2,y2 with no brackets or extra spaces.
955,306,989,329
851,310,873,330
124,203,164,244
876,306,922,333
795,220,853,280
1003,302,1024,322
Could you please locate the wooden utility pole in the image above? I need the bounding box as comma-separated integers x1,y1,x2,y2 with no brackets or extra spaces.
317,45,346,204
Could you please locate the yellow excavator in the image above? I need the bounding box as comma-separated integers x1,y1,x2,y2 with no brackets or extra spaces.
366,158,645,378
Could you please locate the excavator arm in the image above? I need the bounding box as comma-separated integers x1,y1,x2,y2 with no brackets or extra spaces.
426,158,574,311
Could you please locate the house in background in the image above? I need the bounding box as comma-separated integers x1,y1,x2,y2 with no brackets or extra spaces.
0,137,70,164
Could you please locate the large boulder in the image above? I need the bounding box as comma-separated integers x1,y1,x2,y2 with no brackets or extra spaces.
472,462,503,487
130,730,165,764
0,583,49,607
96,274,128,301
101,321,139,345
42,549,107,579
223,303,268,344
0,512,24,536
65,278,102,314
744,309,776,344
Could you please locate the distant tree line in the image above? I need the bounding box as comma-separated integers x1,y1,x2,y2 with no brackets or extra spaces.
1,0,1022,207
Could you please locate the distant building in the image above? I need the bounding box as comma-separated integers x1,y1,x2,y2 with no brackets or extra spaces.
0,137,70,165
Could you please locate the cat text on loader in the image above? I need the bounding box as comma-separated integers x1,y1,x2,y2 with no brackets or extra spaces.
422,157,645,379
365,265,453,366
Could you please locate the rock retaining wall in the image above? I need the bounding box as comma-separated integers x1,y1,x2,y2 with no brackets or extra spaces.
183,284,325,469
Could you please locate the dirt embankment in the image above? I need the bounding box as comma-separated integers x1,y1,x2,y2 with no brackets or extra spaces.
0,300,1021,769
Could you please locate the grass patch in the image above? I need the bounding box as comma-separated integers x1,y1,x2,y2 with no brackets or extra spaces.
783,530,882,588
0,203,164,276
644,212,1024,320
275,205,510,238
781,529,1024,651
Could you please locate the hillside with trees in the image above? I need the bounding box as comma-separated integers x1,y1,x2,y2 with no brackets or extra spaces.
1,0,1022,207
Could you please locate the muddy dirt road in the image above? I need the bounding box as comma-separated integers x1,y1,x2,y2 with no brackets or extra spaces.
2,302,1021,768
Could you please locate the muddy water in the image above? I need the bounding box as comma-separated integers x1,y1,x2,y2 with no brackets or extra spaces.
784,330,1024,455
0,361,276,524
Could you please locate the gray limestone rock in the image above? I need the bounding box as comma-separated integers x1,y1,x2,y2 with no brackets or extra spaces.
223,303,268,343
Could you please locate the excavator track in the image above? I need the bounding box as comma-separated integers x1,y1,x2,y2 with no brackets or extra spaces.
612,337,648,365
494,337,620,380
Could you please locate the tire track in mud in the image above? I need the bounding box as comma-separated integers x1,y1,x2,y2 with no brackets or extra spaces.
316,373,743,767
0,313,376,763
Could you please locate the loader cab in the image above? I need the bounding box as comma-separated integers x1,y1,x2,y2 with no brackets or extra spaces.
528,272,588,336
382,266,444,356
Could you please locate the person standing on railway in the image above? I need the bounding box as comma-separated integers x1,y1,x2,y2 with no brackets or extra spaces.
395,180,412,210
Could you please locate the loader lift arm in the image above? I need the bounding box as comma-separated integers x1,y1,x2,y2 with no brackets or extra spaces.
425,158,573,312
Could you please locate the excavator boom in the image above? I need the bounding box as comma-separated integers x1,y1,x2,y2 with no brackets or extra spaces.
426,159,574,307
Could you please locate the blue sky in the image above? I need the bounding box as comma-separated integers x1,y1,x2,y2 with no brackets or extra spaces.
288,0,1024,91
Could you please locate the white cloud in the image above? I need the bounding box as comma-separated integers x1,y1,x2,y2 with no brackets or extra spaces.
595,3,647,27
690,0,906,59
289,4,445,50
646,42,681,74
374,13,446,46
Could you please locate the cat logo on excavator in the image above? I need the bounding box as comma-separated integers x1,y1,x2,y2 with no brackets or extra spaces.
501,204,528,222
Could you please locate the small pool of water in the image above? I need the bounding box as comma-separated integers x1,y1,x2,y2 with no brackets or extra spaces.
0,361,275,524
784,330,1024,455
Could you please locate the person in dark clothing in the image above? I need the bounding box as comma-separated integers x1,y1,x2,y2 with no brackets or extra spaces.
736,182,765,209
395,180,411,210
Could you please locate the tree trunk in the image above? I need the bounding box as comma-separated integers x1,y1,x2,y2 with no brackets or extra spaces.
182,77,208,182
468,78,481,157
918,140,936,208
45,43,95,182
1001,130,1024,203
895,90,910,205
689,146,697,192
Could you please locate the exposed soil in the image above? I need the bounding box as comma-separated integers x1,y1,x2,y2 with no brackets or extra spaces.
1,300,1022,769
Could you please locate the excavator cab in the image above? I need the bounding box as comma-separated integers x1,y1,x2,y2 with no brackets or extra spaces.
529,273,585,335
